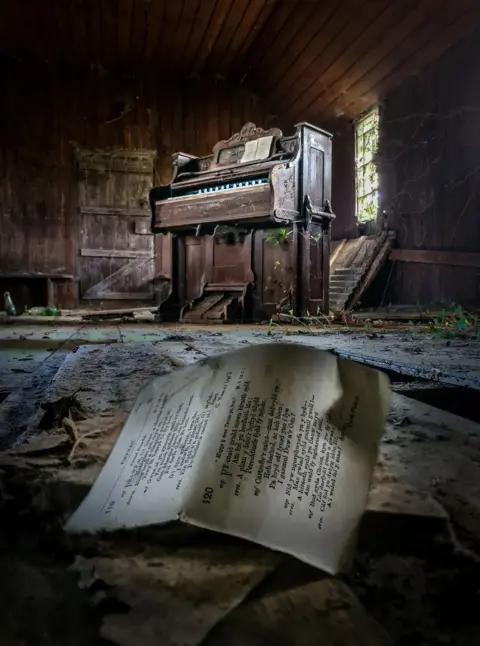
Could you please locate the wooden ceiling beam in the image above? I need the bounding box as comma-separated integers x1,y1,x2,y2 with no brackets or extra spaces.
235,0,275,61
174,0,202,72
256,1,319,89
205,0,254,75
319,0,475,123
0,0,477,131
273,0,384,109
237,0,298,84
217,0,273,75
192,0,234,75
289,0,437,123
182,0,216,72
341,5,480,120
282,0,415,122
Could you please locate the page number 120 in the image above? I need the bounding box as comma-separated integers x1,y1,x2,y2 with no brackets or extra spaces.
202,487,214,504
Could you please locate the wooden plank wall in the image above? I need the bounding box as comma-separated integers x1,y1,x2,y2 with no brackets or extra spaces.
378,28,480,307
330,125,357,240
0,60,274,308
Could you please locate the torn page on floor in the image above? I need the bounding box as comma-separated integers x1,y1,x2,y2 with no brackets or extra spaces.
65,343,390,574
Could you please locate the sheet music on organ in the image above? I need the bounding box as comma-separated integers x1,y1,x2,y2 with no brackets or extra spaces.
240,136,274,163
65,343,390,574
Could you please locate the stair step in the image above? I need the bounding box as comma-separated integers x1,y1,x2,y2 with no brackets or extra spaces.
330,280,358,288
330,276,362,284
330,273,360,280
332,267,364,274
330,273,359,279
330,287,353,298
329,263,366,312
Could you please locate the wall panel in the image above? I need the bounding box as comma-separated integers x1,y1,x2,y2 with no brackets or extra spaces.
0,61,275,307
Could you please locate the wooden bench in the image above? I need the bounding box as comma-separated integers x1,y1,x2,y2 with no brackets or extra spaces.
0,272,77,308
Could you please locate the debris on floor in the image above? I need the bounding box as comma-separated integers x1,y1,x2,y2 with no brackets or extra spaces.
0,418,477,646
1,306,159,326
72,547,280,646
0,328,479,645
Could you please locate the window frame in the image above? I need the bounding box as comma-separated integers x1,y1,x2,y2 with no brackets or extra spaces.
355,106,379,223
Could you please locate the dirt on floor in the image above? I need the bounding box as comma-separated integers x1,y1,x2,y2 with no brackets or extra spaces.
1,329,480,645
0,510,479,646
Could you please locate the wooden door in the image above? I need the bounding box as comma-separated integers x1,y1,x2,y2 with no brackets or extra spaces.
76,150,156,302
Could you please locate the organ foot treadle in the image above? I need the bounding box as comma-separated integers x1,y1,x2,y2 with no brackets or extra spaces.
180,283,250,323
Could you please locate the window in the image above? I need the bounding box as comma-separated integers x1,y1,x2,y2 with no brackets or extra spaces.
355,107,379,222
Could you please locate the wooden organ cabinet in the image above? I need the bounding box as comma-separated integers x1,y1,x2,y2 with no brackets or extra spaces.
149,122,335,323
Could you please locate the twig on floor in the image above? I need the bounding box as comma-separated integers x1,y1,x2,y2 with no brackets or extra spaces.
62,417,79,443
67,428,105,464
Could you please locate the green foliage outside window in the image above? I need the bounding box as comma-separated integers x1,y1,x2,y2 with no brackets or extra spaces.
355,107,379,222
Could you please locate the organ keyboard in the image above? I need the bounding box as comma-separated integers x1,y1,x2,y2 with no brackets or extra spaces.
165,177,268,200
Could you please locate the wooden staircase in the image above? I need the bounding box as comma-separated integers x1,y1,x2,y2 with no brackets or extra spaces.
329,231,395,315
329,267,367,312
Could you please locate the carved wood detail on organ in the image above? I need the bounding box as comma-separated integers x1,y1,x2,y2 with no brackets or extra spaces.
221,122,283,144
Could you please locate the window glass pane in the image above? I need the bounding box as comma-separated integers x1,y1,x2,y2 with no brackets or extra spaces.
355,107,379,222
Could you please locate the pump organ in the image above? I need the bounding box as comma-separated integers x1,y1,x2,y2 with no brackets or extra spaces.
149,122,335,322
